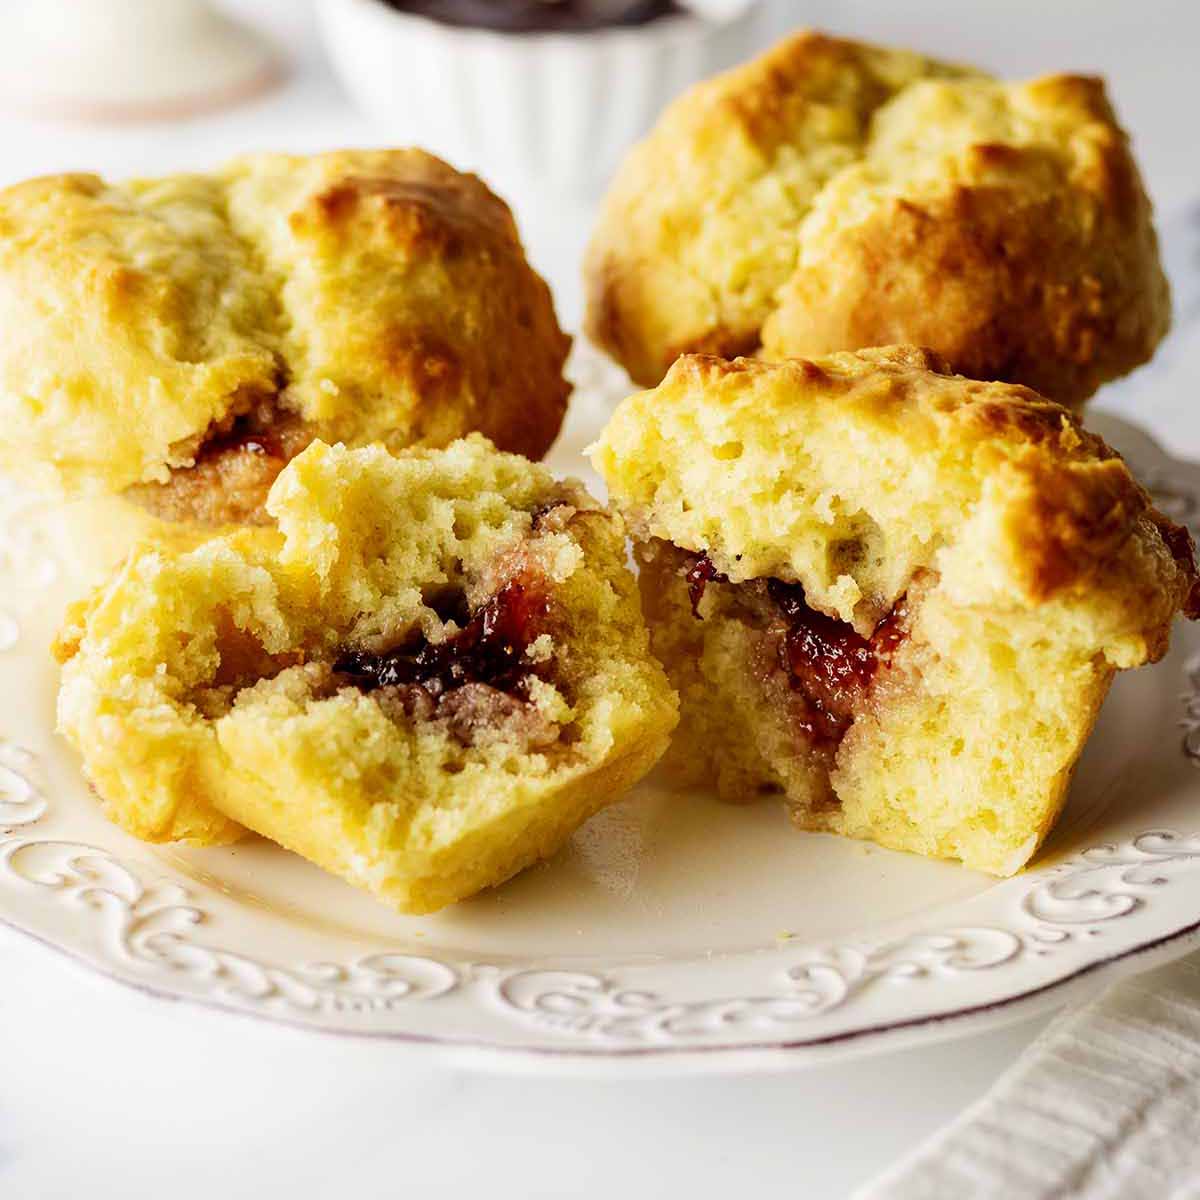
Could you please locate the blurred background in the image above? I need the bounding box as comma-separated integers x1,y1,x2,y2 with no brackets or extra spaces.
0,0,1194,350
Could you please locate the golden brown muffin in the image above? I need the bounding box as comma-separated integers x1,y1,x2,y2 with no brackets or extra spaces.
55,436,677,913
584,32,1169,407
0,150,571,524
591,348,1198,875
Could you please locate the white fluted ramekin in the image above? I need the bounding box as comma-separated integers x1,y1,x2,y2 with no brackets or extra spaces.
316,0,761,201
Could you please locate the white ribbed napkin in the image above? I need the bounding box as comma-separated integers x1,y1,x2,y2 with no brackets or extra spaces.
856,953,1200,1200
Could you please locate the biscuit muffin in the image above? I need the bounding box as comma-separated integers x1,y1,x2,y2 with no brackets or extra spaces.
54,436,677,913
584,32,1169,408
591,348,1199,875
0,149,571,525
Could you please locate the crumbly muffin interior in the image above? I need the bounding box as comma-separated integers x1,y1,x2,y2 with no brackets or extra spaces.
184,495,587,761
593,349,1198,874
638,538,1118,873
55,436,677,911
638,540,906,802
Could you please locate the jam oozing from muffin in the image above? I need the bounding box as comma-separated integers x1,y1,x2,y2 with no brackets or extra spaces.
765,578,906,742
382,0,680,34
335,579,552,699
195,409,290,464
685,551,725,615
188,394,313,479
679,550,906,744
126,395,311,526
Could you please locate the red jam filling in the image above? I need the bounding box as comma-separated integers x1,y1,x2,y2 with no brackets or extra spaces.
681,551,906,745
765,578,905,742
196,413,288,463
685,553,726,616
334,579,551,700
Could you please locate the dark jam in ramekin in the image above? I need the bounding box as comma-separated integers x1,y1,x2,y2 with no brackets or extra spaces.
379,1,682,34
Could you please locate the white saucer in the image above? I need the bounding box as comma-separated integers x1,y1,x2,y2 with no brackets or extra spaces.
2,361,1198,1075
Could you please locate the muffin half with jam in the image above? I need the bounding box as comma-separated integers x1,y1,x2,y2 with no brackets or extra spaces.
54,436,676,913
591,348,1199,875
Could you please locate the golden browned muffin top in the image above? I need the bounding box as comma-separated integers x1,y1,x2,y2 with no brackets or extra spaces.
0,149,571,510
584,31,1169,407
591,346,1198,664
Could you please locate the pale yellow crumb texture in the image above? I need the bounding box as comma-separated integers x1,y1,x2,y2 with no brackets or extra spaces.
592,348,1197,875
56,436,678,913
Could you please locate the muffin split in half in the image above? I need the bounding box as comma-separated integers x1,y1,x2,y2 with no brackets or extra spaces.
591,348,1198,875
55,437,677,912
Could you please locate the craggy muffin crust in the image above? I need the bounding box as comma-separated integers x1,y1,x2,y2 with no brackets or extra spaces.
591,348,1198,874
55,436,676,913
584,32,1169,407
0,150,571,521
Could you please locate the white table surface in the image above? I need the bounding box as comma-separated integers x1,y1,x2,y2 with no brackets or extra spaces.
1,2,1197,1197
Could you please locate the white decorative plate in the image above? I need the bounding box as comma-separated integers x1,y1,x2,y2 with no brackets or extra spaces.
3,368,1200,1075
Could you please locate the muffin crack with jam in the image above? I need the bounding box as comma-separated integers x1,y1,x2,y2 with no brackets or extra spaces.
0,149,571,526
679,550,909,751
591,347,1199,875
54,436,677,914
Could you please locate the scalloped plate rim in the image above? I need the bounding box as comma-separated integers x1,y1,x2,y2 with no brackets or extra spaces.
3,391,1200,1076
2,885,1199,1078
